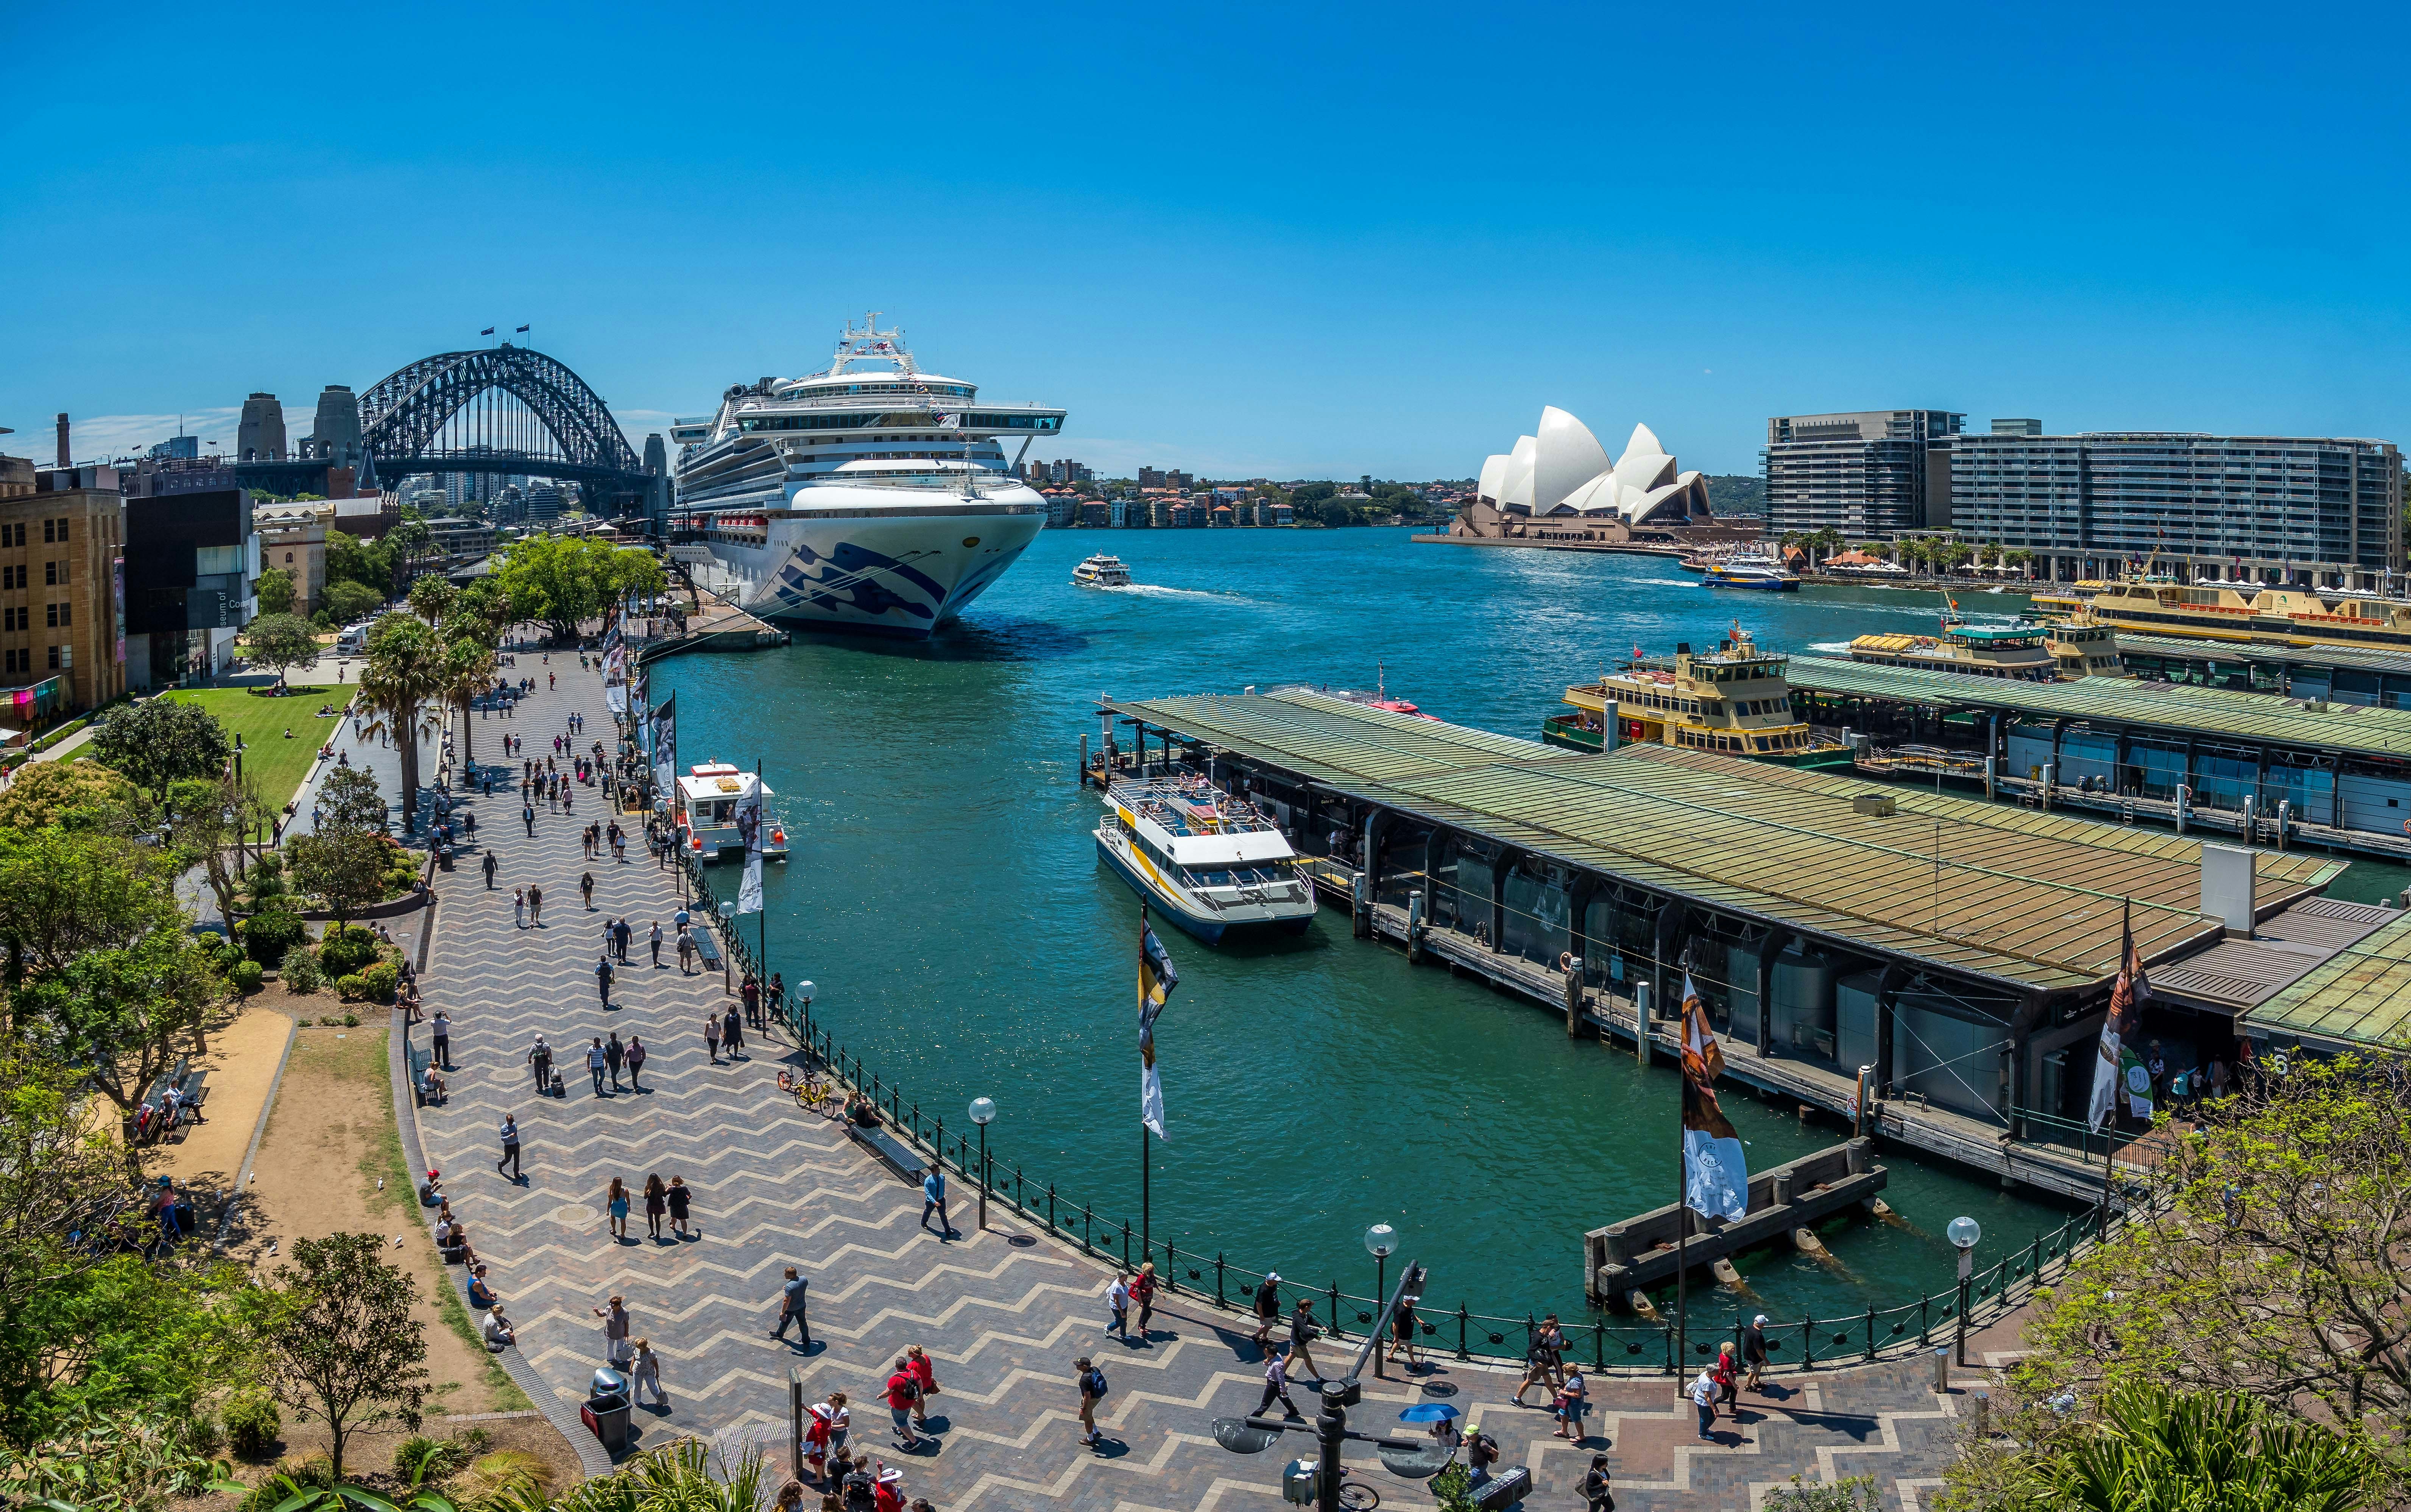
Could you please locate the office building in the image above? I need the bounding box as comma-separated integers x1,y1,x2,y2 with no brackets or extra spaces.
1763,410,1964,537
124,485,259,687
257,503,330,613
149,434,200,460
0,460,129,714
237,393,287,461
1951,432,2405,587
1990,419,2043,437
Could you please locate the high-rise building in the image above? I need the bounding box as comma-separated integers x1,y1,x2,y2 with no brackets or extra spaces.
1763,410,1964,537
237,393,287,461
1138,466,1166,489
0,458,128,712
149,434,200,460
1990,418,2043,437
1952,432,2405,586
309,386,363,466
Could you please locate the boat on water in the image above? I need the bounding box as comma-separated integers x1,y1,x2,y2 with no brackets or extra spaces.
2068,577,2411,653
673,762,789,864
1701,554,1800,592
667,314,1062,639
2044,611,2124,679
1072,554,1133,588
1543,627,1843,761
1324,664,1436,719
1847,620,2058,681
1093,775,1316,943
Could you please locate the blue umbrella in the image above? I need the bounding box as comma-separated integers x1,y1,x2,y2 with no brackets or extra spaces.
1398,1402,1460,1423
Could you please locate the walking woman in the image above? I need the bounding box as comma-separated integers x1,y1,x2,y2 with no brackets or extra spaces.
581,871,596,910
607,1177,632,1241
626,1034,648,1091
644,1173,669,1240
592,1294,634,1367
630,1337,667,1408
705,1011,723,1065
667,1174,693,1237
513,886,527,929
529,885,545,927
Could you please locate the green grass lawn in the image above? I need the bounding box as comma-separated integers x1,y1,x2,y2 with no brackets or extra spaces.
162,684,347,808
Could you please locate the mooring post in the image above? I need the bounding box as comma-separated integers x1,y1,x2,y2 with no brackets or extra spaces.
1079,734,1089,787
1634,980,1653,1065
2041,761,2055,812
1563,955,1584,1038
1406,890,1425,964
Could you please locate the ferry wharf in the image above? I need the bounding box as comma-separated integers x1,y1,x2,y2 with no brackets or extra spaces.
1781,655,2411,864
1093,690,2353,1203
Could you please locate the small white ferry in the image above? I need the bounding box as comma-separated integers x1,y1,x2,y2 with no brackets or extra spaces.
1072,554,1133,588
1094,776,1315,943
674,762,789,864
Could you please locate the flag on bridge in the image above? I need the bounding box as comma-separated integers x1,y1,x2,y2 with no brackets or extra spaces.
480,327,495,335
1138,914,1178,1140
1680,974,1749,1221
2088,899,2152,1130
516,324,530,333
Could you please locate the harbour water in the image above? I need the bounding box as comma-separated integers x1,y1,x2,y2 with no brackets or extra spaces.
656,528,2393,1322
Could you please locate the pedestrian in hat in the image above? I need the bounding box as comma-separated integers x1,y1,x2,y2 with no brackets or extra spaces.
1252,1272,1282,1348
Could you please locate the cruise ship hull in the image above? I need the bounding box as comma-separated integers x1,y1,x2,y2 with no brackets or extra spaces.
698,491,1045,639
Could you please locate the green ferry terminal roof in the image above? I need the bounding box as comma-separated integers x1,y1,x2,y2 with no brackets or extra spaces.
1786,656,2411,760
2250,908,2411,1053
2115,632,2411,678
1103,689,2343,996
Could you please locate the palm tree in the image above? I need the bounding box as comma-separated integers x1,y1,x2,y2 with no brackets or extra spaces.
440,635,498,766
358,614,449,831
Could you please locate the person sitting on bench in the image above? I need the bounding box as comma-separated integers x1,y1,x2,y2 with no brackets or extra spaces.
847,1094,882,1129
420,1065,448,1104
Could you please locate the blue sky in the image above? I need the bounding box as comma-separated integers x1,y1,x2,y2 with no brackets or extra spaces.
5,0,2408,480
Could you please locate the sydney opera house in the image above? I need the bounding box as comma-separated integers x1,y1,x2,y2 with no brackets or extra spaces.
1440,407,1759,550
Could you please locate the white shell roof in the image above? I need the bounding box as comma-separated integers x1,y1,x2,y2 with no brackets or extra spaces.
1534,407,1611,513
1480,408,1711,523
1499,435,1538,508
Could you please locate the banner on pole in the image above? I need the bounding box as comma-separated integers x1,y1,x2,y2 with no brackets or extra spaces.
1138,919,1178,1139
735,773,764,915
2088,899,2151,1131
650,695,677,799
1680,974,1749,1221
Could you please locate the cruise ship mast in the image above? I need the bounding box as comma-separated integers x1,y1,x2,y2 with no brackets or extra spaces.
821,312,920,381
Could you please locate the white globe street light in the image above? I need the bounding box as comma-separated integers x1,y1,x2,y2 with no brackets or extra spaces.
969,1097,997,1230
1948,1215,1982,1366
1364,1222,1399,1372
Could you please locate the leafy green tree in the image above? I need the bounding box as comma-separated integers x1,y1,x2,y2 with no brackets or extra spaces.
290,767,394,926
324,530,396,600
90,700,231,801
0,761,151,835
254,566,296,617
260,1233,428,1479
492,535,665,643
358,616,448,828
323,578,385,625
166,774,271,927
244,614,323,684
0,1408,238,1512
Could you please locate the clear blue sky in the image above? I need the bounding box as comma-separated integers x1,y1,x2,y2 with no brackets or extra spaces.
5,0,2408,481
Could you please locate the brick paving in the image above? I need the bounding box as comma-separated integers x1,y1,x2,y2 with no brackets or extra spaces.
407,652,2021,1510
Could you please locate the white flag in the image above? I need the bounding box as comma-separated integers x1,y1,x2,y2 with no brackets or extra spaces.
735,775,764,916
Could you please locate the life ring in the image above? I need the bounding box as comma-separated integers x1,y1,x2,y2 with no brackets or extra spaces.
1558,951,1575,973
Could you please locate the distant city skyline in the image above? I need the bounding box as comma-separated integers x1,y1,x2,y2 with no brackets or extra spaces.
6,2,2409,481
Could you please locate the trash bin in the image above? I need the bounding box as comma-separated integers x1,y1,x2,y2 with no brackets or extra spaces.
583,1368,633,1456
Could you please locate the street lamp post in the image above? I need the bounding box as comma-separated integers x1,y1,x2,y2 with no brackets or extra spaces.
969,1097,996,1231
1364,1224,1398,1378
1948,1216,1982,1367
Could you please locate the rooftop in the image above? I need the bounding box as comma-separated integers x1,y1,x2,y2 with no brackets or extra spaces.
1102,690,2344,995
2116,632,2411,678
2248,905,2411,1053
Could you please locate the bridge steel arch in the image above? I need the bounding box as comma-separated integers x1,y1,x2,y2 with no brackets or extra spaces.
357,344,660,517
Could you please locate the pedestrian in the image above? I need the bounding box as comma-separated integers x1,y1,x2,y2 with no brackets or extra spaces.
1252,1273,1282,1347
1076,1356,1108,1446
650,920,664,967
1387,1290,1422,1370
667,1173,692,1236
1537,1312,1569,1386
1107,1273,1131,1341
581,871,596,910
587,1036,609,1095
482,850,498,888
616,916,633,963
1741,1314,1770,1392
818,1391,851,1456
921,1165,949,1236
1131,1261,1158,1339
1466,1429,1499,1487
523,803,536,837
592,1294,633,1368
627,1034,647,1091
1255,1348,1299,1419
529,885,544,926
630,1337,667,1408
606,1030,626,1090
773,1265,810,1342
1713,1342,1738,1418
607,1176,631,1239
742,974,761,1027
1581,1455,1615,1512
1289,1296,1324,1380
431,1009,452,1069
495,1113,522,1181
724,1004,744,1057
1512,1329,1554,1406
678,929,694,974
769,971,786,1019
528,1034,553,1092
884,1357,924,1448
1554,1364,1589,1440
1689,1368,1718,1440
596,954,614,1007
705,1012,722,1064
904,1345,938,1429
644,1172,668,1239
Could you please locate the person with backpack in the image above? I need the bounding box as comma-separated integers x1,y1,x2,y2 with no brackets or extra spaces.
883,1357,924,1448
1740,1314,1770,1392
1466,1428,1501,1487
904,1345,938,1430
1075,1356,1108,1447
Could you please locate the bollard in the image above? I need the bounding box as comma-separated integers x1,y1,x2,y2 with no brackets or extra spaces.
2041,762,2055,812
2175,784,2190,835
1982,754,1996,800
1405,890,1425,964
2277,800,2291,851
1933,1345,1951,1394
1351,870,1370,940
1633,981,1653,1065
2242,795,2257,845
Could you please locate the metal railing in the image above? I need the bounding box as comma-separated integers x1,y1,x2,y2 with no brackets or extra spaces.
673,848,2161,1376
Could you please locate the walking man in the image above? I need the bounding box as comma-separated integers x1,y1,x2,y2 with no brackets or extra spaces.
528,1033,553,1093
773,1266,810,1344
482,850,498,888
1740,1314,1770,1392
921,1164,951,1237
430,1009,452,1069
596,953,614,1007
1107,1274,1131,1342
742,974,761,1027
1075,1357,1107,1447
1252,1273,1283,1348
1287,1297,1323,1381
605,1031,626,1091
650,920,663,967
496,1113,522,1181
1255,1349,1301,1419
523,803,536,837
586,1037,609,1096
884,1358,924,1450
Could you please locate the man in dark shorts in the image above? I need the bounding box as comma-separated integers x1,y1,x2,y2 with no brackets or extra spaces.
1252,1273,1283,1348
1741,1314,1770,1391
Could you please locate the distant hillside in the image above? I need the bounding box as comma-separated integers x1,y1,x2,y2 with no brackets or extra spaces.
1704,474,1765,515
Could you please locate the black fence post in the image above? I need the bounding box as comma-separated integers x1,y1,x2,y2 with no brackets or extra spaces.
1047,1183,1057,1234
1122,1221,1131,1272
1329,1283,1342,1342
1216,1253,1226,1309
1804,1314,1816,1371
1864,1306,1875,1361
1458,1303,1470,1361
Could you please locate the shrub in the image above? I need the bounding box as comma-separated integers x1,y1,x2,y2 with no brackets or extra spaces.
395,1434,472,1485
316,924,380,977
343,1013,360,1028
228,960,264,994
280,945,325,994
242,904,308,966
319,1012,345,1025
334,977,366,1002
360,962,399,1002
224,1391,281,1461
450,1448,554,1504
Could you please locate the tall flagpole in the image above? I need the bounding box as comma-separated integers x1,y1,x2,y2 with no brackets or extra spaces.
756,758,767,1001
1675,999,1688,1393
1140,900,1151,1263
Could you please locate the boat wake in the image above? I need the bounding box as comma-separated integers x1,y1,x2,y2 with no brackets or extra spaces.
1102,583,1255,605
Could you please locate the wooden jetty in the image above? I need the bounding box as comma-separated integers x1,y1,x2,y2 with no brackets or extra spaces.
1586,1139,1886,1307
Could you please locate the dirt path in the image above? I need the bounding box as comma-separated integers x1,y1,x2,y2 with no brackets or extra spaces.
144,1001,293,1193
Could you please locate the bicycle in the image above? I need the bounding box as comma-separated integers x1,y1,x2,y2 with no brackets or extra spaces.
777,1068,834,1116
1336,1476,1380,1511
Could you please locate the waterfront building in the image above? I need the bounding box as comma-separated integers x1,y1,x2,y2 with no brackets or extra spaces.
1950,430,2403,588
1080,500,1110,527
0,458,129,711
1762,410,1964,538
1446,407,1749,550
256,502,329,612
236,393,287,461
1043,491,1078,527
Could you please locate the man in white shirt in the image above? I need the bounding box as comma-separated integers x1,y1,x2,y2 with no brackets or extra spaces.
482,1304,516,1349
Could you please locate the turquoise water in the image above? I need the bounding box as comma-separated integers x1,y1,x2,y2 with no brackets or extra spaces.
656,528,2371,1325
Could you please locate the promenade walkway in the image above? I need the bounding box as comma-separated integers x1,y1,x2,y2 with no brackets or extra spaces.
409,653,2015,1511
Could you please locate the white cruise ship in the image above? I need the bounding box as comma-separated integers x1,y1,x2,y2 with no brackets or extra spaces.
668,315,1062,638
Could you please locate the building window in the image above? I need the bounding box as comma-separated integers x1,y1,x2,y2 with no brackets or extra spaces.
45,645,58,670
3,648,21,674
45,604,57,628
1,566,17,590
284,551,294,564
44,561,56,586
0,523,19,547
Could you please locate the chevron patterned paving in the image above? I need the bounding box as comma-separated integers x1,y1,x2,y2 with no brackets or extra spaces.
407,652,2007,1510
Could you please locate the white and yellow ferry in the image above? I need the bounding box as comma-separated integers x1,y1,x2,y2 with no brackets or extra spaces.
1544,628,1840,761
674,762,790,864
1094,775,1315,944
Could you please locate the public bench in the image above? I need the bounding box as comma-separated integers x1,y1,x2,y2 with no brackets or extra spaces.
690,927,725,987
136,1055,208,1143
844,1119,926,1184
407,1041,441,1107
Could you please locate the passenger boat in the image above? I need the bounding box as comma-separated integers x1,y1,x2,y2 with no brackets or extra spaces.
2077,577,2411,653
2044,611,2124,679
1543,628,1844,761
673,762,789,864
1072,554,1133,588
1846,621,2058,681
1094,776,1316,943
1701,554,1800,592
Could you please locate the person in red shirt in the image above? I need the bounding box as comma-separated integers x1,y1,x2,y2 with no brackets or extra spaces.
883,1359,924,1448
873,1466,904,1512
904,1345,939,1431
1711,1344,1739,1419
